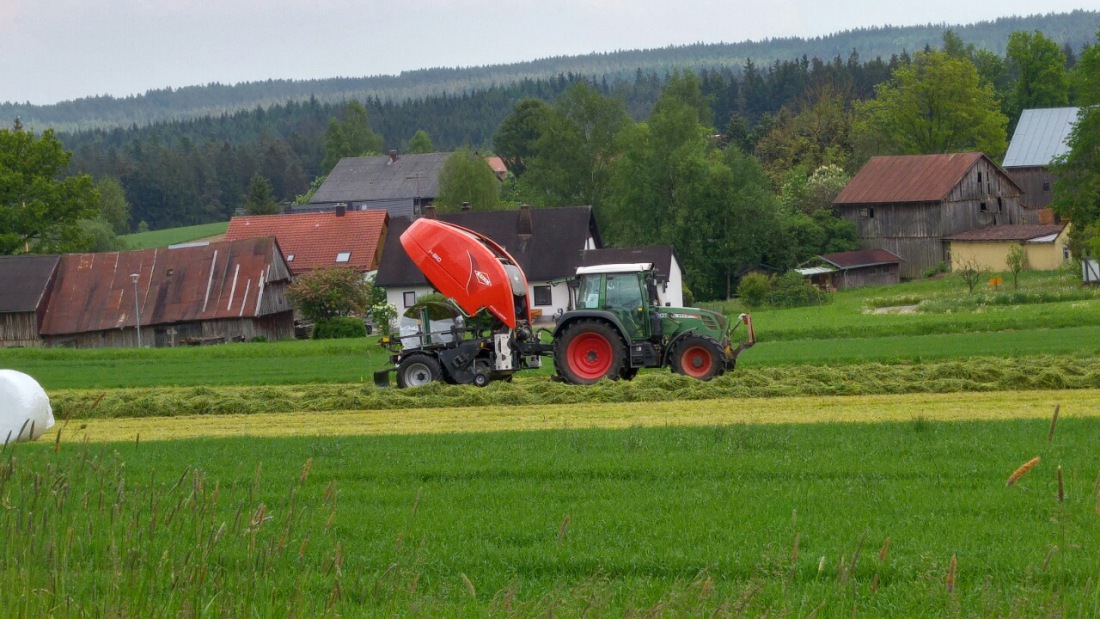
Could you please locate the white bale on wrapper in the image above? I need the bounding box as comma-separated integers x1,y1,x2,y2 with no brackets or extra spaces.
0,370,55,443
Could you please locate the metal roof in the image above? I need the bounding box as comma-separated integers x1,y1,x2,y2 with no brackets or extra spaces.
834,152,997,205
580,245,677,282
795,266,837,276
944,224,1067,242
310,153,449,204
39,237,290,336
820,249,903,269
0,255,59,313
1002,107,1080,168
576,263,653,275
226,209,387,275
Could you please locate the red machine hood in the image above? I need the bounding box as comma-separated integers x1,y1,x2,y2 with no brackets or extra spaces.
399,218,530,329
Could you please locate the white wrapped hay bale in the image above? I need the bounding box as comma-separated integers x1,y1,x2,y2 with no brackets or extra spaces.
0,370,55,443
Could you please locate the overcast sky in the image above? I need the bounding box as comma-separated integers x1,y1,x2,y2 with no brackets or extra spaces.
2,0,1094,105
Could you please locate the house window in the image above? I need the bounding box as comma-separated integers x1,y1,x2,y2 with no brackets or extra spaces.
335,251,351,263
533,285,553,307
403,291,416,308
977,171,983,183
1042,181,1051,192
980,202,988,212
1063,246,1071,260
860,207,874,219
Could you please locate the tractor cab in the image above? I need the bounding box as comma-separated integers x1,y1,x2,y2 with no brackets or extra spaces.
572,263,662,341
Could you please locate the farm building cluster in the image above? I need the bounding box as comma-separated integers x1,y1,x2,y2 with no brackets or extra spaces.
0,108,1081,349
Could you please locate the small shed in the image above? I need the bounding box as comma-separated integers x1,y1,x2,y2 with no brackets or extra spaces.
0,255,59,348
796,249,902,290
39,238,294,348
945,224,1071,272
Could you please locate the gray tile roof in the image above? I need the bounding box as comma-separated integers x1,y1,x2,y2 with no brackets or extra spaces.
0,255,59,313
1002,107,1080,168
310,153,449,204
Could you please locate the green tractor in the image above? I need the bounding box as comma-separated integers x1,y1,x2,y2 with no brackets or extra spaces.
551,264,755,384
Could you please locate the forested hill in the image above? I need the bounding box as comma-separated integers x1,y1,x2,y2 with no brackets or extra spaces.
6,10,1097,132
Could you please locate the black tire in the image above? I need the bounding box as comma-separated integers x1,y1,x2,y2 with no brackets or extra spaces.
472,372,490,388
621,367,639,381
553,320,626,385
670,335,725,381
396,354,443,388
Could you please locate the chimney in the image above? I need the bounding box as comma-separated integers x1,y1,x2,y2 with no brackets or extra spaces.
461,201,471,212
424,204,437,219
517,203,533,236
388,150,398,164
335,203,346,217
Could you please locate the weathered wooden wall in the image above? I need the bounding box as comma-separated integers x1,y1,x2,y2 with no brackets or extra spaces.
1006,166,1055,210
0,313,43,348
43,312,295,349
837,264,899,290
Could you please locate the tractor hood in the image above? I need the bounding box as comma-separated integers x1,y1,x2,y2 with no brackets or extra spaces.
399,218,531,329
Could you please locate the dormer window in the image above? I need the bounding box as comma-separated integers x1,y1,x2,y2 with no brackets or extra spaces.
336,252,351,263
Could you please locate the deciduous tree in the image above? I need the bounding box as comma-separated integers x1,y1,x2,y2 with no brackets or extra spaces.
436,148,501,211
852,50,1008,159
286,266,371,322
0,121,99,255
1006,30,1069,114
405,130,434,154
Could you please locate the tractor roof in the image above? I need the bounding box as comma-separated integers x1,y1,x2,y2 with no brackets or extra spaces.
575,263,653,275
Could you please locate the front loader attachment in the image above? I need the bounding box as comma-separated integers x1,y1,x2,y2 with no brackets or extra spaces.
725,313,756,368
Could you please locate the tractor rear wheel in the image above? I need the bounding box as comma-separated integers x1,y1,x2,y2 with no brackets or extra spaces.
671,335,725,381
554,320,626,385
397,354,443,388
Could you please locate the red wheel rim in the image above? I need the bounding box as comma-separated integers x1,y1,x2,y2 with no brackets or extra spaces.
680,345,713,379
566,333,613,380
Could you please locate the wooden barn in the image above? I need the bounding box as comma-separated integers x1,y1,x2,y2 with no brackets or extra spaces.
834,152,1036,279
1002,107,1079,211
0,255,59,348
39,238,294,348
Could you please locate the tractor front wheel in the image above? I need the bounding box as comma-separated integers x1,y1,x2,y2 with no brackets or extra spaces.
554,320,626,385
671,336,725,381
396,354,443,388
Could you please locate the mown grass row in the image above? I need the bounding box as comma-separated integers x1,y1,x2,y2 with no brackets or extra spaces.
4,411,1099,616
48,355,1100,419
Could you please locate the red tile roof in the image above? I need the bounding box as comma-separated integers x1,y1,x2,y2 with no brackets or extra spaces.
944,224,1066,242
834,152,989,204
225,210,388,275
820,249,903,269
40,238,290,336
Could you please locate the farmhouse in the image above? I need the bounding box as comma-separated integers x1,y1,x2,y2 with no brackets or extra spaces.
945,223,1071,272
796,249,902,291
1002,107,1079,212
375,205,601,323
297,152,448,218
39,237,294,348
834,152,1035,279
0,255,59,348
225,208,388,277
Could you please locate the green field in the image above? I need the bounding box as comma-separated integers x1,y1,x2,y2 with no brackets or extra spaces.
4,269,1100,616
6,410,1099,616
120,221,229,249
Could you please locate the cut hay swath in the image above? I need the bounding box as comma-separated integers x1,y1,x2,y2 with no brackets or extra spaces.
48,388,1100,443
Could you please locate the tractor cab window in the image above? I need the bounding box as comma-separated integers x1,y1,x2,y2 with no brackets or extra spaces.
578,275,602,309
605,274,644,313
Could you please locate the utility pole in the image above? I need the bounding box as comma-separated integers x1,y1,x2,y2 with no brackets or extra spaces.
131,273,143,347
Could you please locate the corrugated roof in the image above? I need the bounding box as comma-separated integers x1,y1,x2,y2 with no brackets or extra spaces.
40,237,290,336
834,152,987,204
225,210,387,275
0,255,59,313
820,249,903,269
944,224,1066,242
310,153,448,204
376,206,600,287
1002,107,1080,168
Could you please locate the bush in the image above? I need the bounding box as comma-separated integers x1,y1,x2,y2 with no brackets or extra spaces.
312,317,367,340
736,273,772,308
766,271,828,308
